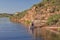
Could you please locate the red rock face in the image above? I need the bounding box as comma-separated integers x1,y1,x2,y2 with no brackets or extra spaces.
19,5,60,26
11,3,60,27
19,7,36,24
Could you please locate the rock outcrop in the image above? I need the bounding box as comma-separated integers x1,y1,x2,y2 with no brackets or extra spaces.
11,0,60,27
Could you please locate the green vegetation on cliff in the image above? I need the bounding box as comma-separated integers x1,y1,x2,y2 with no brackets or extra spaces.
13,10,28,19
47,14,60,26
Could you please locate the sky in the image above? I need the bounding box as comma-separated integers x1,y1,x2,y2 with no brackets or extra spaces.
0,0,41,14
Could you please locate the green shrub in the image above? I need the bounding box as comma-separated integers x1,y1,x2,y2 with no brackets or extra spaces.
24,20,31,24
37,3,44,7
46,14,60,25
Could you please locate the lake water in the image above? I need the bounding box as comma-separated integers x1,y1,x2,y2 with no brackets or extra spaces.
0,18,43,40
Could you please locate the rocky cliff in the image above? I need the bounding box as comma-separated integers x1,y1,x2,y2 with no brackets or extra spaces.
11,0,60,27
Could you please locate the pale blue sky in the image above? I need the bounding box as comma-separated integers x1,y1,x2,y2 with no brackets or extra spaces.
0,0,41,14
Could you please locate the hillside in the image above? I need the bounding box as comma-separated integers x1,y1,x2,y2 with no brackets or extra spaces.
11,0,60,27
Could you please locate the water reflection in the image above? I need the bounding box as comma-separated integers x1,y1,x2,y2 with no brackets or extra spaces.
27,26,44,40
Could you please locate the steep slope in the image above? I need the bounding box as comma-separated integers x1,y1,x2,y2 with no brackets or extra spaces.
11,0,60,26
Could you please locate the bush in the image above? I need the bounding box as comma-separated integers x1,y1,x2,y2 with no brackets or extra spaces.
49,8,55,13
37,3,44,7
24,20,31,24
46,14,60,25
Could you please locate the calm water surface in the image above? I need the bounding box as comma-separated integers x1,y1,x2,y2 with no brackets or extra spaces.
0,18,43,40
